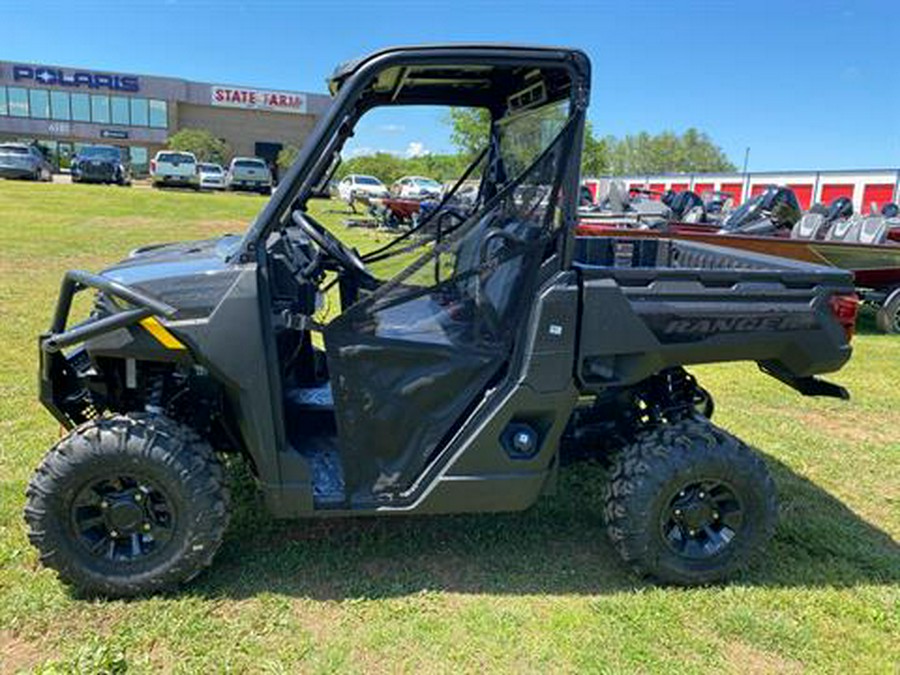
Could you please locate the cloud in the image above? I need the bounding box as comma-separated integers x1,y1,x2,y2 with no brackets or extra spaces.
379,124,405,133
405,141,429,158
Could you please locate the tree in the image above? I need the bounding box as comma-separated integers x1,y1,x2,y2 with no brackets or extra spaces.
581,121,609,177
166,128,231,164
601,128,735,176
447,107,491,158
277,144,300,172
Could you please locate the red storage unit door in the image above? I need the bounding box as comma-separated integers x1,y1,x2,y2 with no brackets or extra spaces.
788,184,813,210
583,180,598,201
720,182,743,206
649,183,665,200
750,184,770,197
694,182,714,196
670,183,688,193
820,184,854,205
861,184,895,214
629,182,645,192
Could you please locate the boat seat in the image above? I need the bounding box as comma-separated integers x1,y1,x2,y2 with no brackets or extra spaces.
682,205,706,224
791,213,828,240
825,214,863,242
857,216,889,245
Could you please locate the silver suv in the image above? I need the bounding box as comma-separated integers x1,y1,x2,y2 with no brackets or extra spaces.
0,143,53,181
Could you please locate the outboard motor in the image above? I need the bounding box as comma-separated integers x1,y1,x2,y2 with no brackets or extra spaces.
668,191,704,221
826,196,854,223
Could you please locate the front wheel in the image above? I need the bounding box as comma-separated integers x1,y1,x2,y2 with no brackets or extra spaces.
603,417,776,585
24,414,229,597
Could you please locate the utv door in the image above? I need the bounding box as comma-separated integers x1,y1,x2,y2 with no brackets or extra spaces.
324,109,575,501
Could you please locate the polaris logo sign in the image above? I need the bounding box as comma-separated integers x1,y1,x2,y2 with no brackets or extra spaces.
11,65,140,92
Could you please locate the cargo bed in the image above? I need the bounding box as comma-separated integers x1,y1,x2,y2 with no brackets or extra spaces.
572,237,856,395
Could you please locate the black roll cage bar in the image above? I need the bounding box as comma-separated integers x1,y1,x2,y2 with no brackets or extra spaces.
232,45,591,264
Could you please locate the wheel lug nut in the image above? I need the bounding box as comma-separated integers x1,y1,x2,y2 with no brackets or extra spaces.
134,493,142,502
713,512,719,520
143,523,151,532
679,491,686,497
698,491,706,499
110,530,118,538
674,509,683,517
100,500,109,509
688,529,697,537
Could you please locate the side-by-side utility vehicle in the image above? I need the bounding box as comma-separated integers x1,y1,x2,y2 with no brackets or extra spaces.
27,45,858,596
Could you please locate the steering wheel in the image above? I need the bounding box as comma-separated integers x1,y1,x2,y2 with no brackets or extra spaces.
291,210,375,285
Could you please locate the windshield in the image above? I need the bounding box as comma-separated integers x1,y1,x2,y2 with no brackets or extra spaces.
235,159,267,169
355,176,382,186
0,145,30,155
414,178,441,188
199,164,222,173
79,146,121,160
158,152,194,163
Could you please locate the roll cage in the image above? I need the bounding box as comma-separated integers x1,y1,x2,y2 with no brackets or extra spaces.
234,45,591,265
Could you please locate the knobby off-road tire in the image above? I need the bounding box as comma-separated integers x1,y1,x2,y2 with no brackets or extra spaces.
603,417,776,585
24,414,229,597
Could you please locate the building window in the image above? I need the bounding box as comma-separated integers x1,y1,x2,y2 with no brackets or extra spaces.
0,87,7,116
7,87,29,117
130,97,148,126
50,91,70,121
29,89,50,119
110,96,129,126
149,99,167,128
71,93,90,122
91,94,110,124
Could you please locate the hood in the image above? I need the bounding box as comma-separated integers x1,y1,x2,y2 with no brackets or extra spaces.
101,235,243,318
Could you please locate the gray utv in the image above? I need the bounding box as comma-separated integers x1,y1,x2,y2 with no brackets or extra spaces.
27,45,858,597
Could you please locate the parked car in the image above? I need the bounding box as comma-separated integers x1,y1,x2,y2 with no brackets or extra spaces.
391,175,443,199
198,162,226,190
0,143,52,181
226,157,273,195
337,174,389,203
150,151,200,190
71,145,131,186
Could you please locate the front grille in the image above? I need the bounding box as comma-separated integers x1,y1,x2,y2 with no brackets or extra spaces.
82,162,115,180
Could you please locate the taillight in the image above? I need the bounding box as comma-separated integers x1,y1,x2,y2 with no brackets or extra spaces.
829,293,859,342
150,159,156,174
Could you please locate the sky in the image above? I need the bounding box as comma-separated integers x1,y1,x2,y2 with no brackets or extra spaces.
4,0,899,171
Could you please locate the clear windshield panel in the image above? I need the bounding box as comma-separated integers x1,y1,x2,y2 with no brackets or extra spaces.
324,99,574,499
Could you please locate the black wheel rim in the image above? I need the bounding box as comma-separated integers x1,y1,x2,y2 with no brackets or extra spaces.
70,475,176,563
660,479,743,560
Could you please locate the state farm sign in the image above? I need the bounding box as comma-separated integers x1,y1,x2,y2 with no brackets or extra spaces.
211,86,307,114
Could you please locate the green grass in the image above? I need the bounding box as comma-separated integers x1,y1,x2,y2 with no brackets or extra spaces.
0,181,897,674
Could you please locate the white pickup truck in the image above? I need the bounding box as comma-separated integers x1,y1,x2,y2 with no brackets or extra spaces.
150,151,200,190
226,157,273,195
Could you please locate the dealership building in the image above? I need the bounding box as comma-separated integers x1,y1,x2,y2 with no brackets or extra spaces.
0,60,332,175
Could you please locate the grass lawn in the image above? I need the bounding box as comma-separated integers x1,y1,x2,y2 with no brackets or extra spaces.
0,181,897,674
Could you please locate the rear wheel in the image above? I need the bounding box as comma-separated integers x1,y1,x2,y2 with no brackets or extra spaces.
603,417,776,585
24,414,229,597
875,288,900,334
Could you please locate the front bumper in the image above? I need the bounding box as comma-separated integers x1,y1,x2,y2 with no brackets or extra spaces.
39,270,181,426
0,166,36,179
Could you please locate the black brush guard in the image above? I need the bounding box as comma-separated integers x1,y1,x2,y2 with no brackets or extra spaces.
39,270,178,426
